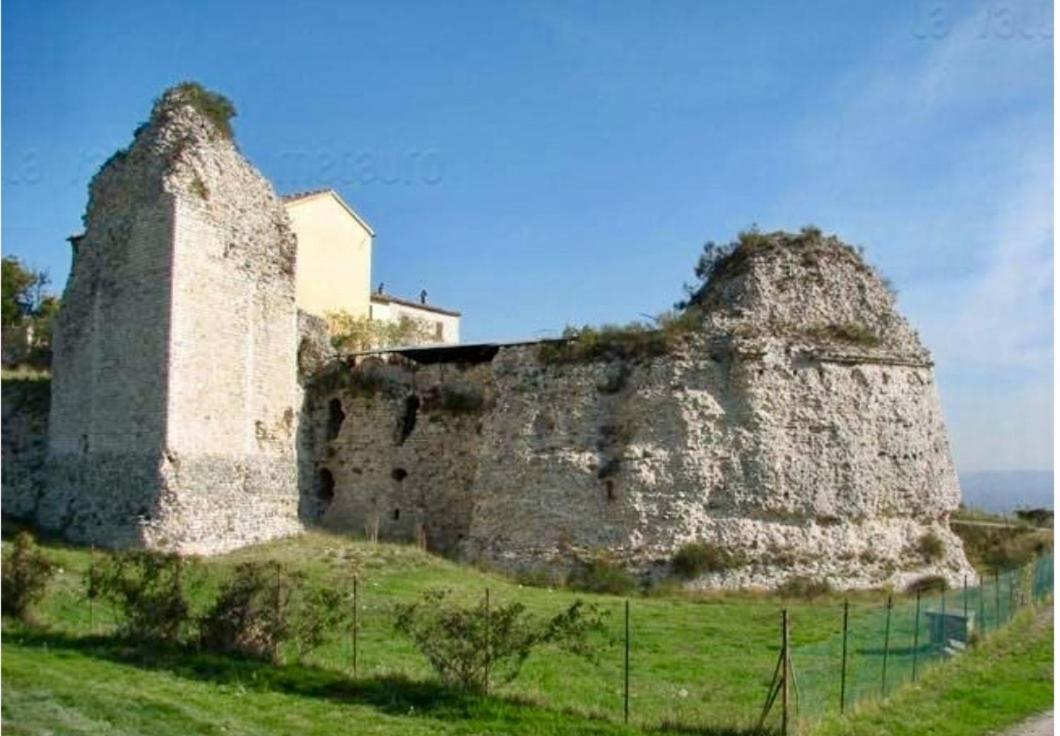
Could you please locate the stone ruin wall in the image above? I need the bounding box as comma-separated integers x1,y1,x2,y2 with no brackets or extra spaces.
303,235,975,591
0,84,974,590
303,338,971,590
26,88,303,553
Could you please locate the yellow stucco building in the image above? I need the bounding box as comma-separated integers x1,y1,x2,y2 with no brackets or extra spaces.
283,189,460,345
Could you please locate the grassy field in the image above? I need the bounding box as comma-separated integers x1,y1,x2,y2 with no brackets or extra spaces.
1,529,1052,735
810,605,1053,735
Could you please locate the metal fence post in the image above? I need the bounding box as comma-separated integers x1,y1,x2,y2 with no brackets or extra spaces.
782,609,790,736
840,599,849,713
881,595,893,697
912,590,921,681
962,575,968,625
484,588,491,696
994,569,1001,629
978,573,985,634
939,588,946,652
351,574,359,678
88,544,96,635
1008,570,1015,620
624,599,630,725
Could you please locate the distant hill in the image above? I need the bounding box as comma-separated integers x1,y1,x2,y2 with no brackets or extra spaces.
958,470,1054,513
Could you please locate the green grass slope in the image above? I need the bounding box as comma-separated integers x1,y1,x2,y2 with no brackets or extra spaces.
1,530,1052,735
809,605,1052,736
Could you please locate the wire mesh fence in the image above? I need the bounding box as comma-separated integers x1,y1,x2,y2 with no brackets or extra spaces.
787,553,1054,732
31,545,1055,735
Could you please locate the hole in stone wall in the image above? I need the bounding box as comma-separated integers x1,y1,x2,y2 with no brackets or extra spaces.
398,395,420,444
604,480,615,502
392,508,401,521
391,468,408,482
317,468,335,502
327,398,346,440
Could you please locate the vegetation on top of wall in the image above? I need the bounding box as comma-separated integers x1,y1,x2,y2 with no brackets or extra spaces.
678,225,887,310
804,322,882,347
166,82,237,140
536,309,701,365
326,311,434,353
423,380,490,415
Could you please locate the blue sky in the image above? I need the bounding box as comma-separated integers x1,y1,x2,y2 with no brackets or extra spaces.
2,0,1052,473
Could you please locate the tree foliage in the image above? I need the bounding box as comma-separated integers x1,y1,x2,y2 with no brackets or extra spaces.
2,256,60,366
325,311,435,352
1,531,55,623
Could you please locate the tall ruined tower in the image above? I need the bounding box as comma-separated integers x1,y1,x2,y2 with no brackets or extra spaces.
43,84,302,553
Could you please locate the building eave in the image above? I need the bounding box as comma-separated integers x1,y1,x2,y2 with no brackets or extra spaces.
370,292,461,317
282,188,376,236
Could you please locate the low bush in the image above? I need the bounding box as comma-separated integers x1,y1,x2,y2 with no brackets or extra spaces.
906,575,948,594
805,323,881,347
567,558,638,595
537,310,701,366
776,575,833,599
1,531,55,622
954,524,1052,573
88,551,194,642
199,560,347,664
436,381,488,414
393,589,606,693
917,532,946,563
671,542,744,579
168,81,237,140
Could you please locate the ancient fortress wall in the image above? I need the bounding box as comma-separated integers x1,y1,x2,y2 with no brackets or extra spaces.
32,87,303,552
1,83,973,590
304,235,973,589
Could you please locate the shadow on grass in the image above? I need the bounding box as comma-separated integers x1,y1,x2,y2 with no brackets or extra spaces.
3,626,773,736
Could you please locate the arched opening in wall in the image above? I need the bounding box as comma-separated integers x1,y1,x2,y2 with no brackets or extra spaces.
398,395,420,444
326,398,346,440
317,468,335,503
391,468,408,482
392,508,401,521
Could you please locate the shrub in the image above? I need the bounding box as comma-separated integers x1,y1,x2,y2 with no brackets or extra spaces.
199,561,347,663
1,531,55,622
917,532,946,563
435,381,487,414
567,558,638,595
168,82,237,140
906,575,948,594
954,524,1052,573
776,575,833,599
805,323,881,347
1014,508,1053,528
89,551,193,642
671,542,744,579
393,589,605,693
